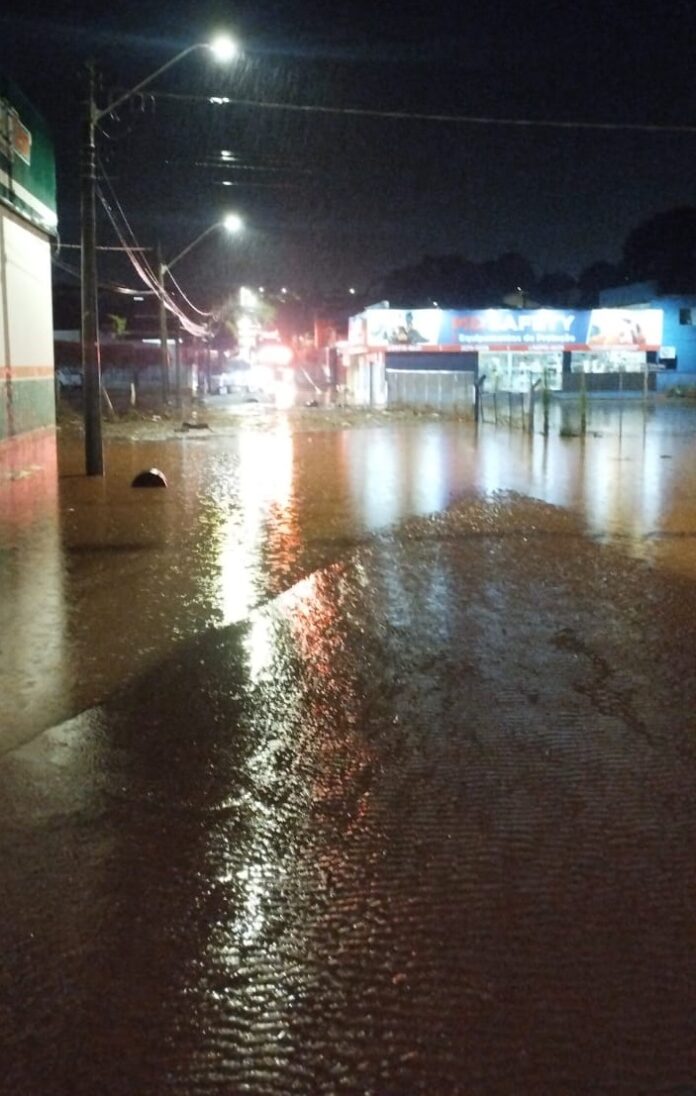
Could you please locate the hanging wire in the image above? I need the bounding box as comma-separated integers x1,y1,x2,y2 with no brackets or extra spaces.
97,186,209,336
164,264,214,318
95,162,210,336
51,254,149,295
150,92,696,136
97,154,213,323
97,155,162,286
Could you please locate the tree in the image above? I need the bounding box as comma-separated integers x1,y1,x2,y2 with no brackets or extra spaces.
371,251,537,308
107,313,128,337
534,271,577,306
576,261,623,307
622,207,696,292
479,252,536,303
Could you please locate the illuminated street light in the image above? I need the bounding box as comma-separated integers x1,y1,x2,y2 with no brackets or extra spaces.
209,35,239,62
223,212,243,233
80,35,239,475
161,214,244,277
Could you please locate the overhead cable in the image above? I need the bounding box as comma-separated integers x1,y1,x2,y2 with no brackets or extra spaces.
51,254,149,295
98,187,208,337
97,158,212,318
96,158,212,320
95,174,209,336
151,91,696,135
164,265,214,318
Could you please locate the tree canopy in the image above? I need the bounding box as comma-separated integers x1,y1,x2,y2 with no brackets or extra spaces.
369,206,696,308
622,207,696,293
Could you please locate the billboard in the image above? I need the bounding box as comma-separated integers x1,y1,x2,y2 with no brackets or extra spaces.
349,308,663,351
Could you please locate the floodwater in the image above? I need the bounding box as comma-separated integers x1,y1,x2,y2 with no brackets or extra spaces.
2,400,696,750
2,401,696,1093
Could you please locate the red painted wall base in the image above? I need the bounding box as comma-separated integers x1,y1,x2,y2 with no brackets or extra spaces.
0,427,58,531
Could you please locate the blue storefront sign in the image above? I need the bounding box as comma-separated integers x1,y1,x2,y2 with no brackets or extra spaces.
349,308,664,351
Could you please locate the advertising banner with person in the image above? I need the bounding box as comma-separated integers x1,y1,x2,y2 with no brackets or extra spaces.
349,308,663,351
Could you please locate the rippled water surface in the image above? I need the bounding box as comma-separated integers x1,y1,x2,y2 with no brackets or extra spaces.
2,402,696,748
1,403,696,1093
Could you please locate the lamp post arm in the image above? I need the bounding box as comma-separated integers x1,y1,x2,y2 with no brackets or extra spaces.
94,43,203,123
165,223,218,271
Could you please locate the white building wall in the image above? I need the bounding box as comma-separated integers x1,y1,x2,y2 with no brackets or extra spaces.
3,209,54,369
0,204,56,445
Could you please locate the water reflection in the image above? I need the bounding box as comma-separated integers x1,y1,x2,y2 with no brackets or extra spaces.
3,402,696,747
212,426,295,625
0,491,67,748
347,427,403,527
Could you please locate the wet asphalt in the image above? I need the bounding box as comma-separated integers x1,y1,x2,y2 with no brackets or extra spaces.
2,405,696,1093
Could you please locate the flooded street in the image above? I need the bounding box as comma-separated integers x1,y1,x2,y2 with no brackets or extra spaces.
2,401,696,1092
2,400,696,749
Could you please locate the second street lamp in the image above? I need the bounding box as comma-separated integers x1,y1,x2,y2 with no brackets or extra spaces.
158,213,245,408
80,35,239,475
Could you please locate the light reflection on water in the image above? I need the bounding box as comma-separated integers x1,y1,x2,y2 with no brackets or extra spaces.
1,402,696,746
213,425,295,625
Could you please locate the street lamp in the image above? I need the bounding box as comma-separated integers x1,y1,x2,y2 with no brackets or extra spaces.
158,213,245,407
209,36,239,62
162,212,244,273
81,35,239,475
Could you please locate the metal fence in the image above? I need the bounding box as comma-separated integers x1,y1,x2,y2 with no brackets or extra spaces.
387,370,475,416
480,390,529,428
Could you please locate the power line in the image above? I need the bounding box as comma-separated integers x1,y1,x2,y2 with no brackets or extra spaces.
95,158,211,335
97,185,209,337
150,92,696,136
51,255,149,295
97,154,212,321
55,244,152,251
164,265,214,319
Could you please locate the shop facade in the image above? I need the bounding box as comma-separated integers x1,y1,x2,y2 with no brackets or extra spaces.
344,305,672,411
0,75,58,472
599,282,696,391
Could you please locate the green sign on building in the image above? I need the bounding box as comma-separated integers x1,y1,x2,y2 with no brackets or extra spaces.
0,75,57,235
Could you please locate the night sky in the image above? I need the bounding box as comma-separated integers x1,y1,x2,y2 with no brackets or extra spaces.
2,0,696,303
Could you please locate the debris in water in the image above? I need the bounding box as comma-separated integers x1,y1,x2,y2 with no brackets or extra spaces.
131,469,168,488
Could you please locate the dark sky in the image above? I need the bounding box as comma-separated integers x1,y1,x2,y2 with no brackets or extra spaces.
2,0,696,302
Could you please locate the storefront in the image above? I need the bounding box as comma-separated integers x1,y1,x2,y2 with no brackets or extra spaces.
345,306,666,409
0,75,58,473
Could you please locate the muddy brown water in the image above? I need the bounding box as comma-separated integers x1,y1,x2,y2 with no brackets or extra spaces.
2,402,696,750
1,404,696,1093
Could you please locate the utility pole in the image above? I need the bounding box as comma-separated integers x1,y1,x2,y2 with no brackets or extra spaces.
77,37,238,476
81,62,104,476
157,243,170,404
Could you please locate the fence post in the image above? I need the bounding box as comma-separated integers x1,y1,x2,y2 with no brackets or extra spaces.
474,375,486,424
542,369,550,437
579,367,587,437
530,378,541,433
